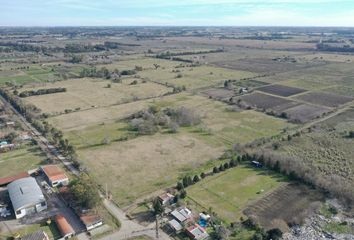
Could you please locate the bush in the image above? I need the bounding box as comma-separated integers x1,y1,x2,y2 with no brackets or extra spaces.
193,175,200,183
200,172,206,179
213,167,219,174
177,182,184,190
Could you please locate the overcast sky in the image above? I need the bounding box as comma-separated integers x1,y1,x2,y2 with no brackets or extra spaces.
1,0,354,27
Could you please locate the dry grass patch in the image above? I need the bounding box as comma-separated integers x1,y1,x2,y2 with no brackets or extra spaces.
23,78,171,114
79,133,224,206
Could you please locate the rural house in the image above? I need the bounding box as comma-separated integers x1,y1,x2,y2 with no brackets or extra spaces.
186,224,209,240
41,165,69,187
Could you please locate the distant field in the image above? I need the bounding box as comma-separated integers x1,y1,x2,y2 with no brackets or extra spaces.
294,91,353,108
0,144,46,178
256,84,306,97
187,164,287,224
23,78,171,114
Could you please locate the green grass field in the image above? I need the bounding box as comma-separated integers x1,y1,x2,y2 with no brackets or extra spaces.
187,164,287,224
0,144,46,177
9,222,61,240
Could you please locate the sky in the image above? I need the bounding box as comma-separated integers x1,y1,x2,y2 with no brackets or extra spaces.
1,0,354,27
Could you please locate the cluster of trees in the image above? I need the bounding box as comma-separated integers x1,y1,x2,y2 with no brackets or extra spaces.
176,157,240,191
79,67,137,79
18,87,66,98
0,42,55,53
68,54,83,63
155,49,223,59
69,174,100,208
316,43,354,52
103,41,140,48
239,217,283,240
129,106,201,135
241,149,354,206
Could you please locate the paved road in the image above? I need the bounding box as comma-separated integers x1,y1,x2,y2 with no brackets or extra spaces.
101,200,172,240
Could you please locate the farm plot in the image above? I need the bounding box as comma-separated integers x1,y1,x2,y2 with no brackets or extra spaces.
256,84,306,97
295,92,353,108
78,133,224,206
239,92,299,112
201,88,235,100
284,104,330,123
244,183,325,231
23,78,172,114
187,164,287,224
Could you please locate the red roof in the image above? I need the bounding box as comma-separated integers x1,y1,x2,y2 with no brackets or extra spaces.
42,165,68,182
55,214,75,237
80,213,103,227
0,172,29,186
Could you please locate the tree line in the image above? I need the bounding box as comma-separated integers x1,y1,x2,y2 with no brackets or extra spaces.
17,87,66,98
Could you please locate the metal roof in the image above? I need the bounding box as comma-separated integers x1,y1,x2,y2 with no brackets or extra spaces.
8,177,45,211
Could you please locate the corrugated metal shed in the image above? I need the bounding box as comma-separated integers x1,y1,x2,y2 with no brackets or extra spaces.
8,177,45,211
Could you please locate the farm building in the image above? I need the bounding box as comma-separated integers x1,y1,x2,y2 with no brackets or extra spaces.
158,192,174,205
171,207,193,223
80,212,103,231
185,224,209,240
168,219,183,233
41,165,69,187
21,230,49,240
8,177,47,219
0,171,30,186
55,214,75,239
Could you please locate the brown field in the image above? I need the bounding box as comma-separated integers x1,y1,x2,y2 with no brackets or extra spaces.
239,92,298,111
295,92,354,108
244,183,325,232
23,78,171,114
201,88,235,100
257,84,306,97
284,104,330,123
79,133,224,206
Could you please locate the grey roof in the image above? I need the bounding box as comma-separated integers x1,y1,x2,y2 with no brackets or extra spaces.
22,230,49,240
8,177,45,211
168,219,183,231
171,209,187,222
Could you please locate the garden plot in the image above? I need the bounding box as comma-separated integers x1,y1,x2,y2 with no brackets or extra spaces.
244,183,324,231
256,84,306,97
201,88,235,100
284,104,330,123
239,92,298,111
295,92,354,108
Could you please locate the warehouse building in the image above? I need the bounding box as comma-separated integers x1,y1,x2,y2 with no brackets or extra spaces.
8,177,47,219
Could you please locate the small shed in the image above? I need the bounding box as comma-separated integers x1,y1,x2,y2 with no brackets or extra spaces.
55,214,75,239
41,165,69,187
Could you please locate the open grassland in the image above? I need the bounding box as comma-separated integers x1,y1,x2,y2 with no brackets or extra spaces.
78,133,224,206
0,144,46,177
23,78,171,114
187,164,287,224
139,65,256,89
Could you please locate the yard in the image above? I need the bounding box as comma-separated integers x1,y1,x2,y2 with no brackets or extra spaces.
187,164,287,224
0,144,46,178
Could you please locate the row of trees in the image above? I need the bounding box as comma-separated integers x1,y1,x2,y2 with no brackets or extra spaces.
79,67,137,79
17,87,66,98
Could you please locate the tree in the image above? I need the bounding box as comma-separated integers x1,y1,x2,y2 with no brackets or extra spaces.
213,167,219,174
348,131,354,138
176,182,184,191
200,172,206,179
266,228,282,240
153,198,164,215
193,175,200,183
69,174,100,208
180,189,187,199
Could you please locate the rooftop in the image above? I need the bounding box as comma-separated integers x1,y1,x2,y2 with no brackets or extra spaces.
41,165,68,182
8,177,45,211
55,214,75,237
21,230,49,240
0,171,29,186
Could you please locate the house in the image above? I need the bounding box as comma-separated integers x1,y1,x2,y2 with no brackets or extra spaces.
80,212,103,231
0,171,30,186
171,207,193,223
158,192,174,205
0,143,15,152
21,230,49,240
55,214,75,239
186,224,209,240
168,219,183,233
41,165,69,187
8,177,47,219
